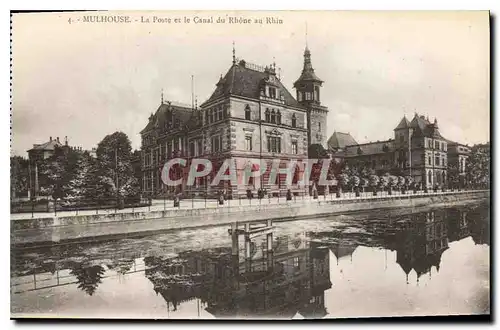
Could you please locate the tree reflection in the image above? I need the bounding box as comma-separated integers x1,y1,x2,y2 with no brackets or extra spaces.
69,264,105,296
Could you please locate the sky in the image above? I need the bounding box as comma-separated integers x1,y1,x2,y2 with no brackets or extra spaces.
11,10,490,157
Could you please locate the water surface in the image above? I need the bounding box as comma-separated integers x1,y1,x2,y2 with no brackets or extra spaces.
11,202,490,319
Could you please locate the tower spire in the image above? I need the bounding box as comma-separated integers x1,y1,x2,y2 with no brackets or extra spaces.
232,41,236,64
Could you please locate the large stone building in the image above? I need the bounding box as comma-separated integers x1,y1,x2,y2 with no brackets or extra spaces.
328,113,467,189
140,45,329,198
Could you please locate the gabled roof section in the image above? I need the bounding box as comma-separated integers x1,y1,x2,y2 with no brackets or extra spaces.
410,114,431,131
28,139,64,152
327,132,358,150
202,60,301,108
394,116,410,130
140,102,193,134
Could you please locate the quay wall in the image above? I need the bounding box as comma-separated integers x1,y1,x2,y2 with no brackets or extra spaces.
11,190,489,247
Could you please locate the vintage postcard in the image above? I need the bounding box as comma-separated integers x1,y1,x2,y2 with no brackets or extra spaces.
10,10,490,320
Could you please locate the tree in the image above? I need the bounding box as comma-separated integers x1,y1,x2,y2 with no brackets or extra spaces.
350,175,360,192
11,156,30,199
465,143,490,189
96,132,140,200
63,152,95,202
447,162,460,189
308,144,329,159
397,176,405,191
337,169,350,193
388,175,398,193
404,176,414,190
360,177,369,193
379,175,389,192
369,174,380,192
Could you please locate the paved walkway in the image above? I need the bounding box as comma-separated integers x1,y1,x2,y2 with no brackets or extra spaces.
10,189,484,220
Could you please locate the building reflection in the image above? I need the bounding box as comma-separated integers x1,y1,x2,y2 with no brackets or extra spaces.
144,223,332,319
388,205,489,283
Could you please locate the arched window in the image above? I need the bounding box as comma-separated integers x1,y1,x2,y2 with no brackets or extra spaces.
436,171,441,184
245,105,251,120
270,109,276,124
265,108,270,122
291,114,297,128
318,122,321,131
276,110,281,125
428,171,432,184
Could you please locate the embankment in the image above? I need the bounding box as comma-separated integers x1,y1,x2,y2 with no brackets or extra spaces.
11,190,489,248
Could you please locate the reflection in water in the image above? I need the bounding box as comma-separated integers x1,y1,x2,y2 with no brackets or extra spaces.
144,231,331,318
10,202,490,318
69,264,105,296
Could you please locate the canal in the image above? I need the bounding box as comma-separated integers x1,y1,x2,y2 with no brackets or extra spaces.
11,201,490,319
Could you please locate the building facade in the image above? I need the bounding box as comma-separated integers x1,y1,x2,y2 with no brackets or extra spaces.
328,113,465,189
140,46,329,198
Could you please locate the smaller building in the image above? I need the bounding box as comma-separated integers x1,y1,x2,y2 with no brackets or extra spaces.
447,141,471,176
327,113,471,189
27,136,67,162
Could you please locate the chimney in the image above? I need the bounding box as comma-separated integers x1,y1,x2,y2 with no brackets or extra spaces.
50,136,52,142
64,136,68,146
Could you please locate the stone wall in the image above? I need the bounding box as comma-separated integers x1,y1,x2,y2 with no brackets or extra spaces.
11,190,489,247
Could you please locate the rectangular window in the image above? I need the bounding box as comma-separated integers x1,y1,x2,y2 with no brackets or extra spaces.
428,156,432,165
291,140,298,154
293,257,300,268
267,136,281,153
435,156,440,166
197,140,203,156
189,142,195,157
245,136,253,151
435,141,439,149
211,135,221,153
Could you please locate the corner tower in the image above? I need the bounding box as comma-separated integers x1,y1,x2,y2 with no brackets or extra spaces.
294,46,329,147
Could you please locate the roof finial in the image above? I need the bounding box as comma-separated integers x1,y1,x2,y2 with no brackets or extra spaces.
305,22,309,49
273,56,276,70
161,89,164,104
232,41,236,64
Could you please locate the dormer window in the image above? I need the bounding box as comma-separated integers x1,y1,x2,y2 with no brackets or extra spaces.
269,87,277,99
297,91,303,102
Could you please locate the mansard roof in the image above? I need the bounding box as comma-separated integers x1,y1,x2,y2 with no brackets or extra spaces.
202,60,302,108
344,139,394,157
140,101,195,134
327,132,358,150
